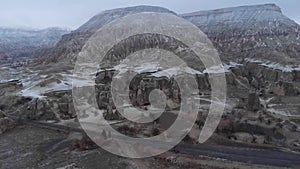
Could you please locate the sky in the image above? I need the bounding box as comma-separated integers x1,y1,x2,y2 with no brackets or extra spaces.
0,0,299,30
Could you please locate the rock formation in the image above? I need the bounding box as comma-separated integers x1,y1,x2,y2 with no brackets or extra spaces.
181,4,300,65
44,6,175,64
1,4,300,150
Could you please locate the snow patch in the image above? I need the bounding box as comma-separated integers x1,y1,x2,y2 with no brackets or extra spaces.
245,58,300,72
203,62,243,74
151,66,202,78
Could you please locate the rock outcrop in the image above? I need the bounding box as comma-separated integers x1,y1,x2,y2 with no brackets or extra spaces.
248,93,261,111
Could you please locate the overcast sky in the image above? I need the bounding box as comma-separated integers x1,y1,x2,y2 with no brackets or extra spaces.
0,0,299,30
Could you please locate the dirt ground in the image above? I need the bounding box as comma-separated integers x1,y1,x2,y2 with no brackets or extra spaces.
0,125,297,169
0,125,136,169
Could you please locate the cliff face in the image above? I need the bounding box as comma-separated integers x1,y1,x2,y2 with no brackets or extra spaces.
0,27,69,64
181,4,300,64
45,6,175,63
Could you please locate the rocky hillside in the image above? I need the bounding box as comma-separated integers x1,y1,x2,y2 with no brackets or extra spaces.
44,4,300,67
44,6,175,63
0,27,69,64
181,4,300,65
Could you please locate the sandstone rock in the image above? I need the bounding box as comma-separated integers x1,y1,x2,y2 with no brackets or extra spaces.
250,78,260,89
197,74,210,89
236,76,250,89
13,98,58,121
248,93,261,111
282,82,299,96
231,66,248,77
263,69,279,82
294,71,300,82
0,110,5,118
225,72,236,85
58,103,68,114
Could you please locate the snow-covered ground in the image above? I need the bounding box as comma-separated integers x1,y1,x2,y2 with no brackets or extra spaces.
203,62,243,74
245,58,300,72
151,66,202,78
19,81,71,99
18,72,72,98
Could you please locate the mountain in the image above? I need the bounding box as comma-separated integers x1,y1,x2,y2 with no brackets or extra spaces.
44,6,176,63
0,27,69,64
181,4,300,65
45,4,300,66
40,3,300,114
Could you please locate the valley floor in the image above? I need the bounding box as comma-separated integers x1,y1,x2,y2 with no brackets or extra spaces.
1,124,299,169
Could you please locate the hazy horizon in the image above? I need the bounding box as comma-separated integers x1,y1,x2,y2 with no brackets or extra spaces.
0,0,299,30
